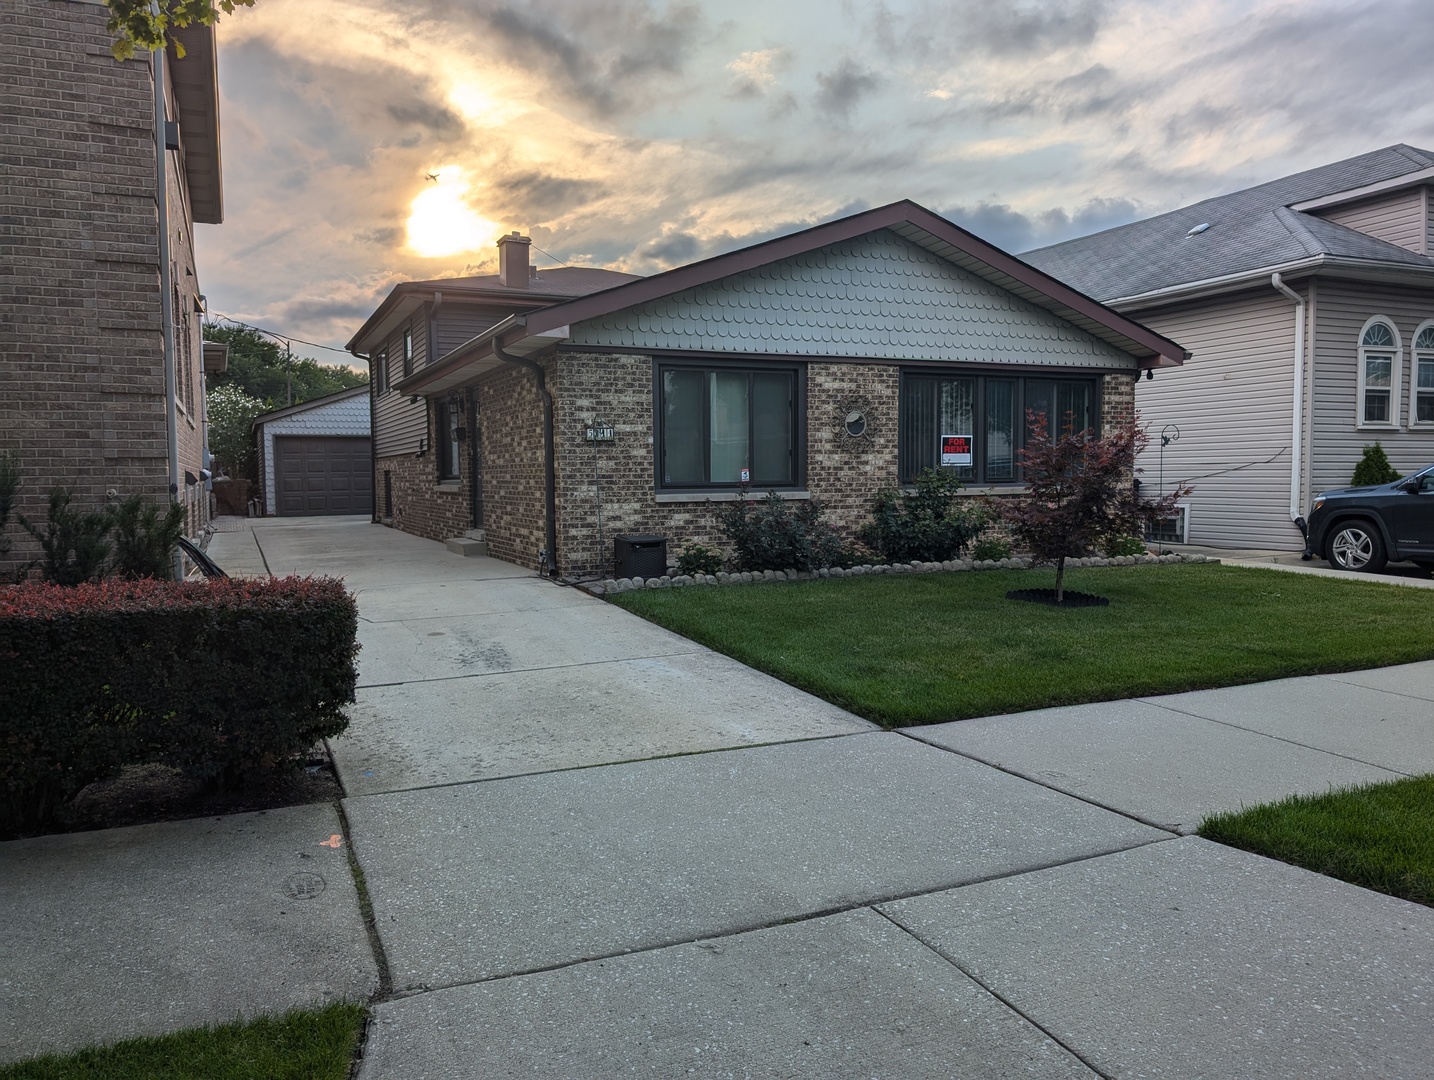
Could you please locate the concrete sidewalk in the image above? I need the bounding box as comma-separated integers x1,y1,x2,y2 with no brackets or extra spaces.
5,515,1432,1075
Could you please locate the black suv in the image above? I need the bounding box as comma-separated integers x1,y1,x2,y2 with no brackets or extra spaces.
1303,464,1434,573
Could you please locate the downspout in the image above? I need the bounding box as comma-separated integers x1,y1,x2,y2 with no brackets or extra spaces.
493,332,558,576
1271,273,1307,533
350,349,375,523
154,42,182,574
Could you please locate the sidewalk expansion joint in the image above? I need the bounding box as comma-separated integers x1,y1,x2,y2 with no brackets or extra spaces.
373,835,1173,1002
333,798,394,1002
1138,698,1415,777
355,650,703,690
341,730,875,799
870,906,1115,1080
1317,673,1434,705
894,728,1184,835
250,527,273,577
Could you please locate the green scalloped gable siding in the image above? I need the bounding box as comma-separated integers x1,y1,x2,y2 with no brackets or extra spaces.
567,230,1138,369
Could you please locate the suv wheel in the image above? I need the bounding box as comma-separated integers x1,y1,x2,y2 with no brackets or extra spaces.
1327,520,1387,573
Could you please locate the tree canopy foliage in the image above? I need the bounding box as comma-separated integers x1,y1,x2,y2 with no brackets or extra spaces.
1002,413,1191,602
206,383,266,483
204,324,367,409
104,0,255,61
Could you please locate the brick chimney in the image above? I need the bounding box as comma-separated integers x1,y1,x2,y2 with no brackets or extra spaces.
497,231,531,289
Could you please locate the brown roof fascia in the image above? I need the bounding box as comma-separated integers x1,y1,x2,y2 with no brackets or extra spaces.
169,24,222,224
345,280,575,354
519,200,1189,366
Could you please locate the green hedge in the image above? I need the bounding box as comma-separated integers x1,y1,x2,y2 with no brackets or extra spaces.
0,577,358,836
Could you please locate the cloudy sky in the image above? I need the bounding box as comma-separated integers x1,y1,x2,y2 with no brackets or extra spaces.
195,0,1434,360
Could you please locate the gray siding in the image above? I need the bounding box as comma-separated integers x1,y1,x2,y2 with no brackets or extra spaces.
1309,278,1434,494
1133,287,1303,550
373,314,429,458
1315,188,1427,254
570,230,1137,370
435,309,502,358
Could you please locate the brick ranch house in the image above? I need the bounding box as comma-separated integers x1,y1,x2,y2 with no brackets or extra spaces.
1,2,223,577
348,202,1187,577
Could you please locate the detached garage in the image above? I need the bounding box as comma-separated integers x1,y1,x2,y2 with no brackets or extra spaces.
253,386,372,516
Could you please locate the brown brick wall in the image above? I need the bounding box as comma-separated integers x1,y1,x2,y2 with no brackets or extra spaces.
376,448,471,543
1101,371,1137,430
0,0,208,575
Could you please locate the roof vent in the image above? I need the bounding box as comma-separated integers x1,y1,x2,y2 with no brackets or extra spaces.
1185,222,1212,237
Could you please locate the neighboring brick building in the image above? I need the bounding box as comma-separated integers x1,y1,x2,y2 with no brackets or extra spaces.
355,203,1186,577
0,1,222,575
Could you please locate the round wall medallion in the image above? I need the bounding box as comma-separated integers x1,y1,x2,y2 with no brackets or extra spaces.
844,411,867,438
833,397,876,445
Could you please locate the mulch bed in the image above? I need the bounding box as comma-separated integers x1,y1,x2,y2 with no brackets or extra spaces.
1006,588,1110,608
8,746,343,840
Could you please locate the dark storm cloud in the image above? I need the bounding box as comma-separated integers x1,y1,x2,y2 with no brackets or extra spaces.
356,226,403,246
275,297,383,323
409,0,703,117
940,196,1142,253
643,232,701,263
814,57,881,118
868,0,1109,60
487,172,610,220
386,100,465,138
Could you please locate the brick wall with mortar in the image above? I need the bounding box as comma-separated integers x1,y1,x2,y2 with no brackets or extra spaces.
0,0,208,575
552,353,907,577
376,358,551,569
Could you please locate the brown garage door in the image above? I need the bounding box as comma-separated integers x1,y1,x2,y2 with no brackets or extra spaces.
273,436,373,516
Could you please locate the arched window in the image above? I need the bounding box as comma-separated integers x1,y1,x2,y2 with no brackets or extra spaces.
1411,321,1434,426
1357,317,1400,428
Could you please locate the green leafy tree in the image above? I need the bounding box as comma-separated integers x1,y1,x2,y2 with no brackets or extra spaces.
1351,442,1401,487
204,324,367,406
207,383,266,483
104,0,255,61
0,451,19,562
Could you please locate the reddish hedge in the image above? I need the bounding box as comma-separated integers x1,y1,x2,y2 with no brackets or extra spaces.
0,577,359,836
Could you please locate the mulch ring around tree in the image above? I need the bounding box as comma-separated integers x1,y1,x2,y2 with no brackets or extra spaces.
1006,588,1110,608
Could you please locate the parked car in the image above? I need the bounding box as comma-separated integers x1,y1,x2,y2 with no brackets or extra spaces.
1302,464,1434,573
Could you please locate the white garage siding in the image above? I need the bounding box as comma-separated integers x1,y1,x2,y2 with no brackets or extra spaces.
256,389,372,515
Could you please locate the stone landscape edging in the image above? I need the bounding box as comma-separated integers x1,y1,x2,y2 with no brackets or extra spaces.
590,552,1215,597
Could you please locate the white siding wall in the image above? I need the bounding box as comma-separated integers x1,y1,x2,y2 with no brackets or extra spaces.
1133,287,1303,550
1315,188,1427,254
258,394,371,515
373,315,429,458
1309,278,1434,496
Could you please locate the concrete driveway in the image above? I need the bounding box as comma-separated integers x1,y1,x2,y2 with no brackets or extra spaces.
5,515,1430,1075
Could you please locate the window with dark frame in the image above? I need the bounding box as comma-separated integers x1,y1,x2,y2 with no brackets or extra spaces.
899,371,1097,485
436,397,461,481
658,365,798,488
403,327,414,378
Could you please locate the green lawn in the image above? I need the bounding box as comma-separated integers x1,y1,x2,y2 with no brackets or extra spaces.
611,564,1434,726
1200,776,1434,906
0,1004,365,1080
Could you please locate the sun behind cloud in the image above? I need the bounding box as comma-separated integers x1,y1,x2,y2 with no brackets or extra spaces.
406,167,499,258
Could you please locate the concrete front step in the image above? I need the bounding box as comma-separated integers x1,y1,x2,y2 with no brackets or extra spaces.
444,536,488,557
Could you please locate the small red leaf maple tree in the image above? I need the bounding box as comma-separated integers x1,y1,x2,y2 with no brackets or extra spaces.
1001,412,1192,603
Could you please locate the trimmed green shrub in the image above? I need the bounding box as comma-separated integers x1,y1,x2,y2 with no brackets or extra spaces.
0,577,358,836
972,536,1012,561
18,487,112,585
108,494,186,579
1104,534,1148,558
858,469,988,563
1351,442,1400,487
718,489,845,572
0,450,18,563
675,541,723,577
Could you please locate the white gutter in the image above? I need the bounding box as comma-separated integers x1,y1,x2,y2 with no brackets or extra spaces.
1270,273,1306,522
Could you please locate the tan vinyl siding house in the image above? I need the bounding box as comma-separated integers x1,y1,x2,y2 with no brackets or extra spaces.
1129,289,1298,548
1024,144,1434,553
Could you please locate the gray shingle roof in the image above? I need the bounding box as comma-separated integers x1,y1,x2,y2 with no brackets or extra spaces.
1021,145,1434,301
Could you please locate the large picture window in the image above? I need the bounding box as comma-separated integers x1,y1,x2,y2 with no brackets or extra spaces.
1357,317,1399,428
900,371,1096,485
1412,322,1434,426
658,366,797,488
